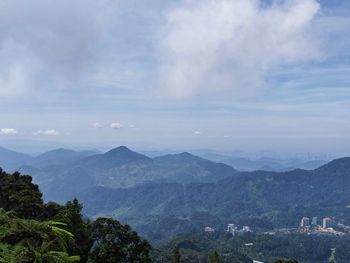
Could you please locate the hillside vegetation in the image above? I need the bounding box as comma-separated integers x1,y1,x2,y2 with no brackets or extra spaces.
0,168,151,262
77,158,350,242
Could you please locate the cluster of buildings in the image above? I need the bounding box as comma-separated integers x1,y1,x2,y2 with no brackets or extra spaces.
204,224,253,235
226,224,252,236
300,216,348,236
204,226,215,233
203,217,349,237
300,216,331,229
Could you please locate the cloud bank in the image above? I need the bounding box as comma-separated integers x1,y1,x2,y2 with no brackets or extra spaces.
0,0,118,98
0,128,19,136
93,122,104,128
159,0,323,98
110,122,122,129
0,0,328,101
33,129,60,136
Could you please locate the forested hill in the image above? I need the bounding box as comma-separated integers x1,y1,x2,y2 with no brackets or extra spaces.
0,147,33,171
0,167,259,263
77,157,350,242
0,168,152,262
18,146,238,202
2,145,350,244
1,158,349,262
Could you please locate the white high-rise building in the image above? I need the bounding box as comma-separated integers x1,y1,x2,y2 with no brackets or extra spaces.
227,224,237,235
323,217,332,229
300,217,310,228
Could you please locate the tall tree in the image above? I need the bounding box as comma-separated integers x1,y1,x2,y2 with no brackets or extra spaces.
208,251,220,263
329,248,337,263
0,170,44,219
172,247,181,263
55,198,92,262
88,217,151,263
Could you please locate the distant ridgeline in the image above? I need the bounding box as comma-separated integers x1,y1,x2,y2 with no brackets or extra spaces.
15,146,237,203
1,146,350,243
77,155,350,243
1,170,348,263
2,151,350,262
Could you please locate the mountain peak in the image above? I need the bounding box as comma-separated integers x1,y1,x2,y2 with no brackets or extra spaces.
38,148,74,155
178,152,196,158
106,146,131,154
100,146,150,165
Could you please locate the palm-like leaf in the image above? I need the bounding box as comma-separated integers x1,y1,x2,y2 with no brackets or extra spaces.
0,209,80,263
0,244,26,263
43,251,80,263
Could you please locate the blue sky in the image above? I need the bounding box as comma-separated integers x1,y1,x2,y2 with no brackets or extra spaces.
0,0,349,156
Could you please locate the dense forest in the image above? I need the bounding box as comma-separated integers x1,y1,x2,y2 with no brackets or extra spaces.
0,168,151,262
0,168,262,263
3,166,350,262
0,168,304,263
5,146,350,243
154,231,350,263
77,157,350,242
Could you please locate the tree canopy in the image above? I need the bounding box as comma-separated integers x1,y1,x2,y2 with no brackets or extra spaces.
0,169,151,263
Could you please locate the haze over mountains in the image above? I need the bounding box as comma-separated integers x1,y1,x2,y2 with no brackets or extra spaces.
76,157,350,242
0,146,34,171
0,145,348,243
0,145,327,173
17,146,237,203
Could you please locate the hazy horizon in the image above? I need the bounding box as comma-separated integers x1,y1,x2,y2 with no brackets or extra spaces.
0,0,349,157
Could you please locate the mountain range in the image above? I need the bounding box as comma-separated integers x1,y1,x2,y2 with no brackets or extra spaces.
14,146,237,202
0,146,34,171
0,145,347,243
76,157,350,242
218,156,327,172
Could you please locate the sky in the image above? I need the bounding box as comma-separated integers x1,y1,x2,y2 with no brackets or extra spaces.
0,0,349,157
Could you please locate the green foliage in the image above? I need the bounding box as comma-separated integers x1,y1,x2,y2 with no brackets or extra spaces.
0,170,44,219
208,251,220,263
151,230,350,263
0,208,80,263
274,260,298,263
78,157,350,243
0,170,151,263
5,156,350,263
55,198,93,262
172,247,181,263
0,243,26,263
329,248,337,263
88,217,151,263
152,233,252,263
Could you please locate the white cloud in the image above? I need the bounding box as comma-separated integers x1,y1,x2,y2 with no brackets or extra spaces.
110,122,122,129
33,129,60,136
193,130,201,135
93,122,103,128
0,0,119,98
0,128,19,135
159,0,323,98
